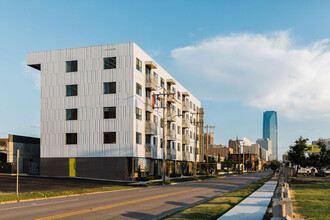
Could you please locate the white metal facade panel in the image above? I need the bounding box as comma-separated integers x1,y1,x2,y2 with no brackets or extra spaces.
27,43,202,161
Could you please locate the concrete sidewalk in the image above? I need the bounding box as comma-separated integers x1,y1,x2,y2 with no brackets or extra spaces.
218,178,277,220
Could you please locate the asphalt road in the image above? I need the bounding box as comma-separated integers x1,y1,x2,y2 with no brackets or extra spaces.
0,171,272,220
0,175,129,194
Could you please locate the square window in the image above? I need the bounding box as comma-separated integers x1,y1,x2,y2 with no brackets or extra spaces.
153,137,158,147
104,82,116,94
160,78,165,88
66,109,77,120
136,107,142,120
104,132,116,144
104,57,116,69
66,85,78,96
136,58,142,72
66,133,77,145
104,107,116,119
136,83,142,96
136,132,142,144
66,60,77,72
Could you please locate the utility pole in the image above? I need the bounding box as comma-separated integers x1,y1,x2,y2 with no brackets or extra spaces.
16,149,20,196
190,108,204,178
204,125,215,176
153,89,176,185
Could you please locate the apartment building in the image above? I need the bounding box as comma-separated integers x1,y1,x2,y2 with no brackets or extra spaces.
26,43,202,180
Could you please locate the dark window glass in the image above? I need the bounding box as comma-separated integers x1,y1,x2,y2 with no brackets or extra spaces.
66,61,77,72
66,109,77,120
66,85,78,96
104,82,116,94
136,132,142,144
136,107,142,120
66,133,77,145
104,57,116,69
136,83,142,96
104,107,116,119
136,58,142,72
146,135,151,144
104,132,116,144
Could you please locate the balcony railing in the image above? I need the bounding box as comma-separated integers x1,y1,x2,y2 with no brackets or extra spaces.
182,118,190,128
182,101,190,112
182,134,190,145
167,95,175,103
145,98,153,112
166,148,176,160
145,143,152,157
146,75,157,91
145,121,156,135
182,151,189,161
166,109,176,122
167,129,176,140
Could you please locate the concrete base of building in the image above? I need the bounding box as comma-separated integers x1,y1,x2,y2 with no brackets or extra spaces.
40,157,130,180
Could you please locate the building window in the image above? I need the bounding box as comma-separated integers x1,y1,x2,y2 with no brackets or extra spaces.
66,60,77,72
190,146,192,153
136,132,142,144
193,104,196,111
104,57,116,69
177,91,181,100
136,107,142,120
177,126,181,134
160,78,165,88
160,138,163,148
104,82,116,94
66,133,77,145
160,118,164,128
178,143,181,151
146,135,151,144
66,109,77,120
136,83,142,96
153,115,158,123
104,107,116,119
136,58,142,72
104,132,116,144
66,85,78,96
153,137,158,147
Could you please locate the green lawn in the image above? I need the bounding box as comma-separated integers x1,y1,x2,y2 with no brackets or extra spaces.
0,186,134,203
164,174,273,220
291,182,330,220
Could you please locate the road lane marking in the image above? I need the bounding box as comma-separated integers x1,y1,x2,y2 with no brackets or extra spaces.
0,199,79,211
34,188,202,220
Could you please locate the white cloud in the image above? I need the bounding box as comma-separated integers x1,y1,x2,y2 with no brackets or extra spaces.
23,61,40,89
171,31,330,120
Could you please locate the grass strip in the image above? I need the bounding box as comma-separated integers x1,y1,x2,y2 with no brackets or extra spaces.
164,174,273,220
291,182,330,220
0,185,134,203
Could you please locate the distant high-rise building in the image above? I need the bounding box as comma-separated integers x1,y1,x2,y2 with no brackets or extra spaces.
256,138,272,161
263,111,278,160
228,139,240,154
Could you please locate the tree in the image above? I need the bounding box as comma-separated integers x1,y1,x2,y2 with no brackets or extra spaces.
270,160,280,171
222,158,233,174
255,159,260,171
288,136,308,176
307,141,330,176
246,161,252,172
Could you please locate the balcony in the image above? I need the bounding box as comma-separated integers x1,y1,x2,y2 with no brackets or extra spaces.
167,129,176,140
145,121,156,135
167,79,176,85
145,98,153,112
145,61,158,69
182,91,190,97
166,109,176,122
182,151,189,161
166,148,176,160
182,118,190,128
146,75,157,91
167,95,175,103
145,143,152,158
182,101,189,112
182,134,190,145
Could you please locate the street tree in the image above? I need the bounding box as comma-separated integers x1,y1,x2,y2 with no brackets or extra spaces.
288,136,308,175
246,161,252,172
270,160,280,171
307,141,330,176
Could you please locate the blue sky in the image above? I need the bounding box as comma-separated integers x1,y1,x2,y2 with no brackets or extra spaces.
1,0,330,159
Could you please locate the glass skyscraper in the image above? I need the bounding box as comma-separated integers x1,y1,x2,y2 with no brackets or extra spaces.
263,111,278,160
